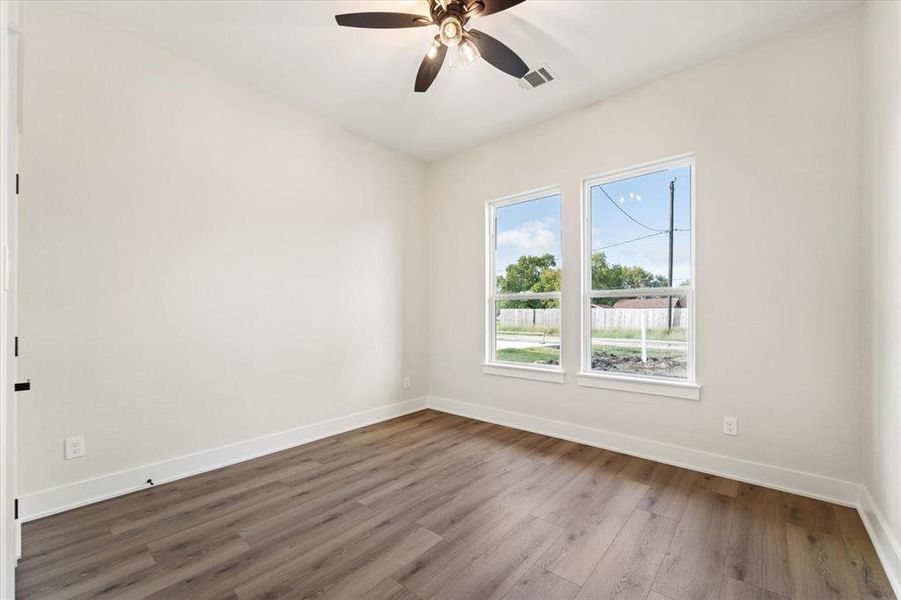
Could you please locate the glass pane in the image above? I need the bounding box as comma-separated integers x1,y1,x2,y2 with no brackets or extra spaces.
495,194,562,295
494,299,560,367
589,294,689,379
590,166,691,290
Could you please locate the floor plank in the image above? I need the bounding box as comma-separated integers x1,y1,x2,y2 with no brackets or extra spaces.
832,503,895,599
535,461,648,585
652,488,736,600
723,577,788,600
395,496,535,598
430,515,560,600
785,523,888,600
725,484,793,598
501,566,580,600
368,578,423,600
636,464,697,521
575,509,677,600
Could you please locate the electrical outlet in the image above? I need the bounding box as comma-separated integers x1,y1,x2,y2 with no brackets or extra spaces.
723,417,738,436
65,435,86,460
403,376,411,390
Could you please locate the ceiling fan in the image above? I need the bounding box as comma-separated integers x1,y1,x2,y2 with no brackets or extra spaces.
335,0,529,93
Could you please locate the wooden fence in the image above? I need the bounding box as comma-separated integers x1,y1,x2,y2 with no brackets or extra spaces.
498,307,686,330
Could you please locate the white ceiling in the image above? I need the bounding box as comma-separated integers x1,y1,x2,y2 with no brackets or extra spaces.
65,0,857,160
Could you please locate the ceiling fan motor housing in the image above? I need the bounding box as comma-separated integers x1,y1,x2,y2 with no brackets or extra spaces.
432,0,483,47
439,16,464,46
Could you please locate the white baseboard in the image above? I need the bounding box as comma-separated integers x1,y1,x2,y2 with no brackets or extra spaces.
425,395,862,507
19,397,427,522
859,487,901,597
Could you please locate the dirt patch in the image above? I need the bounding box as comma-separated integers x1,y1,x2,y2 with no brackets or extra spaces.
532,345,560,366
591,351,686,378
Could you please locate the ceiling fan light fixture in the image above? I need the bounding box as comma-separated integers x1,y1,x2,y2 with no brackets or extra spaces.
459,38,480,67
427,39,441,59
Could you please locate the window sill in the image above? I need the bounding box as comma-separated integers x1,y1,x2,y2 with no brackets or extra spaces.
482,363,565,384
577,372,700,400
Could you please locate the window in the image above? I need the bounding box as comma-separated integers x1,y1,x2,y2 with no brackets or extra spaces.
486,188,563,382
581,156,698,398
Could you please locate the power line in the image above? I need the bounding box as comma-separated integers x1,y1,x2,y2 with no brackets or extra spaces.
592,231,667,252
597,185,666,233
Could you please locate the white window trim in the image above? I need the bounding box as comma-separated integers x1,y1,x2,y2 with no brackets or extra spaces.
579,154,700,400
482,363,565,384
577,372,700,400
485,186,563,380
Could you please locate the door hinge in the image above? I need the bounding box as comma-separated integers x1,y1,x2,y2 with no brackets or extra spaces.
14,499,18,520
14,380,30,392
15,174,19,195
14,336,18,357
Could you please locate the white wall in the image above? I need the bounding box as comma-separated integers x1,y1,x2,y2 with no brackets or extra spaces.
17,2,427,504
427,11,863,486
863,0,901,588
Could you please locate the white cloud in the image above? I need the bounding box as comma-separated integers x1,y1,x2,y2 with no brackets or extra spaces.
497,219,556,253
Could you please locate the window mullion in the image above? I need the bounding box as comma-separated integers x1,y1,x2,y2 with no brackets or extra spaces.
588,287,687,299
494,292,562,301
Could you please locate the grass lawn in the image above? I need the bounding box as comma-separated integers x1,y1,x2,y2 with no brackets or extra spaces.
592,327,687,341
496,325,560,335
496,346,560,365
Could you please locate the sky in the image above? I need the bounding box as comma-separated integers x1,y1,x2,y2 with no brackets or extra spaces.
495,194,562,275
591,165,691,286
494,165,691,286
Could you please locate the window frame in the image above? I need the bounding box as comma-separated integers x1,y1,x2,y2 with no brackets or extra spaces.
579,155,700,399
484,186,564,383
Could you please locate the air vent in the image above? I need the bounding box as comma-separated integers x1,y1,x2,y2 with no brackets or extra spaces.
519,65,556,90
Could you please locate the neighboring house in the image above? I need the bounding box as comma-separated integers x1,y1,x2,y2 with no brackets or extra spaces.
598,297,687,309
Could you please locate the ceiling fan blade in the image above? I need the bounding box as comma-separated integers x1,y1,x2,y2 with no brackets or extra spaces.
467,29,528,78
415,44,448,93
335,12,431,28
477,0,525,17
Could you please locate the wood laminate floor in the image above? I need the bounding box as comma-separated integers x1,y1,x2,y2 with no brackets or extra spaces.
17,409,895,600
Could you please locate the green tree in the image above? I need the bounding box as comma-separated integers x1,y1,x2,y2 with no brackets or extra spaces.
497,253,560,309
496,252,667,309
591,252,668,305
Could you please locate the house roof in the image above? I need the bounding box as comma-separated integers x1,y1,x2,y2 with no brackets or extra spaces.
608,298,685,309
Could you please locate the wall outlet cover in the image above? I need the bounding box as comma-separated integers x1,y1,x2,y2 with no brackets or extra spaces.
65,435,86,460
723,417,738,436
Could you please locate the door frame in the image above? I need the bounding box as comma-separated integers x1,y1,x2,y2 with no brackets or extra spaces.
1,0,23,595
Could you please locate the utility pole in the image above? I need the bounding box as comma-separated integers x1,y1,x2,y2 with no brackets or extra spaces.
667,179,675,332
